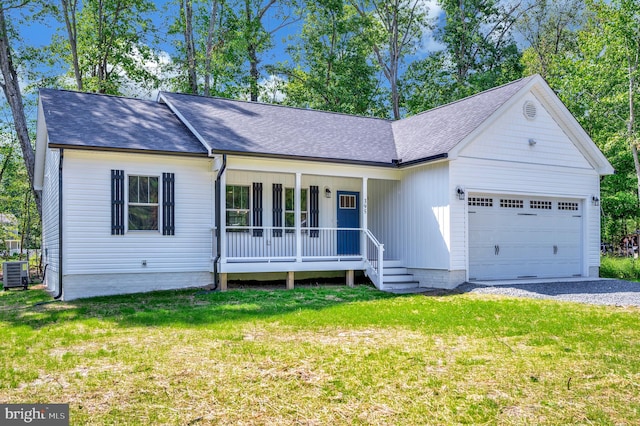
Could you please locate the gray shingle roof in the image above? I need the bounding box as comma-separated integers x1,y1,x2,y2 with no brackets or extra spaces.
39,89,207,155
392,75,535,163
160,92,398,164
39,76,536,165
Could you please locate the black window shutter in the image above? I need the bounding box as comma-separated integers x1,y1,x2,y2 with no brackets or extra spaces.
272,183,282,237
253,182,263,237
163,173,175,235
310,185,319,238
111,170,125,235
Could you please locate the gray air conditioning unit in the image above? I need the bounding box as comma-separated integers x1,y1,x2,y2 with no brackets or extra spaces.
3,261,28,290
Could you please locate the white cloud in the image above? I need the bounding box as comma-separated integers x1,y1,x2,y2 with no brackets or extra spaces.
419,0,446,53
119,47,176,100
258,75,286,103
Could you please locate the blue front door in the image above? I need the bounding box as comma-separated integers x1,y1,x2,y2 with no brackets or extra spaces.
337,191,360,255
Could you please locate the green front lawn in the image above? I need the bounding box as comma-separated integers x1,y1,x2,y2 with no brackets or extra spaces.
1,285,639,424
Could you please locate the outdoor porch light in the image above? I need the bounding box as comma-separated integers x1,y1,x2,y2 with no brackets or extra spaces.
456,186,465,200
592,195,600,206
324,186,332,198
528,138,537,146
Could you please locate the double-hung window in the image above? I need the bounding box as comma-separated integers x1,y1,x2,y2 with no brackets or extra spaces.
128,175,159,231
111,170,174,235
226,185,250,228
285,188,308,231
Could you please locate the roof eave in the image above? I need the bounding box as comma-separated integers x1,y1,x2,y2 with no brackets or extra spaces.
210,149,400,168
47,143,210,158
396,153,449,168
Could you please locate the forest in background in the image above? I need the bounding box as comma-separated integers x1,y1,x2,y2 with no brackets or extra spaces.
0,0,639,258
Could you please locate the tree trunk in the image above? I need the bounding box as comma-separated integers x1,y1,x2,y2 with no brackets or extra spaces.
183,0,198,94
629,68,640,203
203,0,220,95
0,6,42,217
61,0,82,90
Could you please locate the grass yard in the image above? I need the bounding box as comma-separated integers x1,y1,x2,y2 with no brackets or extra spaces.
1,285,639,425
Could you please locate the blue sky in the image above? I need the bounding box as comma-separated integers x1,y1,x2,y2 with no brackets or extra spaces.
14,0,448,101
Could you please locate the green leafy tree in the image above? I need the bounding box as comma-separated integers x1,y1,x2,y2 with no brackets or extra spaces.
53,0,159,95
167,0,246,97
0,1,42,216
273,0,383,115
403,0,524,115
350,0,431,119
517,0,585,79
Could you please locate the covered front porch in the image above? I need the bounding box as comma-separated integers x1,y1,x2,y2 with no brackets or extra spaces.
211,156,404,290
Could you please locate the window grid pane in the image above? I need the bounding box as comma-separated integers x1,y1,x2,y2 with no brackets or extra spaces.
226,185,250,227
284,188,308,228
128,175,159,231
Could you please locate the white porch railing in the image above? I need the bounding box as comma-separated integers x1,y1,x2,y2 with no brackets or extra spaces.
364,229,385,290
214,226,384,288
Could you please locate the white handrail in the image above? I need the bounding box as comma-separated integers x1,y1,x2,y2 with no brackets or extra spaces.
363,230,385,290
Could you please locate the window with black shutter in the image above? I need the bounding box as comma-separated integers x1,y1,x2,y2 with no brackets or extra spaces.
309,185,319,237
162,173,175,235
252,182,263,237
272,183,282,237
111,170,125,235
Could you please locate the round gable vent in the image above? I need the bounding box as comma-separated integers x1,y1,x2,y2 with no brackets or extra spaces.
523,100,537,120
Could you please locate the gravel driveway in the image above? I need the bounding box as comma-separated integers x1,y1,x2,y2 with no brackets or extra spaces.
456,279,640,307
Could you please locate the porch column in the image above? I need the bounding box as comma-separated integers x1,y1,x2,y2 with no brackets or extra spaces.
220,166,227,263
361,177,368,259
295,172,302,262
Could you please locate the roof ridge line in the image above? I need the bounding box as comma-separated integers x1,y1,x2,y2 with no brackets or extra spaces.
159,91,393,123
398,75,536,121
39,87,159,104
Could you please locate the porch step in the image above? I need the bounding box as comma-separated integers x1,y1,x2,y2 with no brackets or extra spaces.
383,259,404,268
381,260,420,290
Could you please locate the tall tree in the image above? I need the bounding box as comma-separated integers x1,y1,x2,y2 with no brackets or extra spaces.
350,0,430,119
590,0,640,202
167,0,245,97
181,0,198,93
273,0,383,115
60,0,82,90
403,0,524,115
0,2,41,216
54,0,158,95
237,0,298,101
517,0,585,79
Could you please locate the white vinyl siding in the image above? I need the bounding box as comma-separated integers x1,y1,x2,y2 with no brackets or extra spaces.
459,94,593,170
62,151,213,275
367,179,402,260
41,147,60,292
369,164,451,270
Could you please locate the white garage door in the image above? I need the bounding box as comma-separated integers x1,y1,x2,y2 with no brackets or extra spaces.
468,195,583,280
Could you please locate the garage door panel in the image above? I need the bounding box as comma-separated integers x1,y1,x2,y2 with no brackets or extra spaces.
469,195,582,280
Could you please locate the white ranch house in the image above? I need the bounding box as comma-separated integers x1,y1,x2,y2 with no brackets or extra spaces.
34,75,613,300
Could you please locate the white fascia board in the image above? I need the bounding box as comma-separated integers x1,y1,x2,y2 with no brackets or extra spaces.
226,154,402,180
33,97,48,191
158,92,214,156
